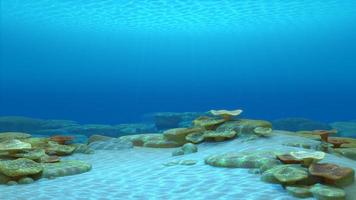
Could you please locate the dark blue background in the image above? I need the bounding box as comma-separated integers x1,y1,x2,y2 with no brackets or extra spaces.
1,18,356,124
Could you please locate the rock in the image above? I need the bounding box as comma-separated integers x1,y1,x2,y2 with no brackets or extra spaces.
172,143,198,156
253,127,273,137
18,177,34,184
72,144,95,154
273,118,332,132
11,149,47,160
309,163,355,187
273,165,309,184
46,141,75,155
286,186,312,198
162,160,180,167
41,160,91,178
0,158,43,177
6,181,17,185
88,138,132,150
39,155,60,163
172,149,184,156
21,137,49,148
216,119,272,136
153,112,182,129
88,134,114,144
330,122,356,138
203,130,237,142
0,173,11,184
0,132,31,141
182,143,198,154
179,160,197,165
120,133,180,148
163,128,203,145
310,184,346,200
261,165,308,185
0,139,32,152
193,116,226,130
144,139,181,148
334,148,356,160
186,131,205,144
205,151,280,171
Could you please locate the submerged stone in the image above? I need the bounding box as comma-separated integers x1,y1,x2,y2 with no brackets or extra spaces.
46,141,76,155
286,186,312,198
41,160,91,178
309,163,355,187
0,158,43,177
310,184,346,200
203,130,237,142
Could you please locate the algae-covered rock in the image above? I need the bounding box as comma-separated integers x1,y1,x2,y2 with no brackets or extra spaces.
46,141,75,155
205,151,280,170
209,109,243,121
72,144,95,154
12,149,47,160
121,134,180,148
203,130,237,142
0,158,43,177
41,160,91,178
253,127,273,137
163,127,203,145
273,165,309,184
21,137,49,149
0,173,12,184
193,116,226,130
172,143,198,156
0,132,31,141
286,186,312,198
261,165,309,185
185,131,205,144
18,177,34,184
310,184,346,200
179,160,197,165
216,119,272,136
0,139,32,152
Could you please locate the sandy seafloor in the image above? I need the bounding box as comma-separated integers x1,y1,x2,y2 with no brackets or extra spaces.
1,131,356,200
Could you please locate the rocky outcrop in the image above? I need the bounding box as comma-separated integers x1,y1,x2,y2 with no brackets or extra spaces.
272,118,332,131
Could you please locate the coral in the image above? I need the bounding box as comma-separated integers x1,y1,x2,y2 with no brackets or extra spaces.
209,109,243,121
290,151,325,167
310,184,346,200
253,127,273,137
276,154,302,164
49,135,74,145
193,116,226,130
0,139,31,152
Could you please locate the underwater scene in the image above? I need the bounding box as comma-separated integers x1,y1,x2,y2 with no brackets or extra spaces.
1,0,356,200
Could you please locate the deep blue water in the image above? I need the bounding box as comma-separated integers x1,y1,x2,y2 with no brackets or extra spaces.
1,1,356,124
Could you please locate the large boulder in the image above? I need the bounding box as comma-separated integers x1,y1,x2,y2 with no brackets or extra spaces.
272,118,332,131
0,158,43,177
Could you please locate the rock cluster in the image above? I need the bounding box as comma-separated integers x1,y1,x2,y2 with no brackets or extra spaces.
0,132,92,185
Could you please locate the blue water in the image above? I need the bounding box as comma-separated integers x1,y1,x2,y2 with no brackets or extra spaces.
1,0,356,124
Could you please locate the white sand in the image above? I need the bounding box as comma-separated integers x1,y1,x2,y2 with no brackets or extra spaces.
1,131,355,200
